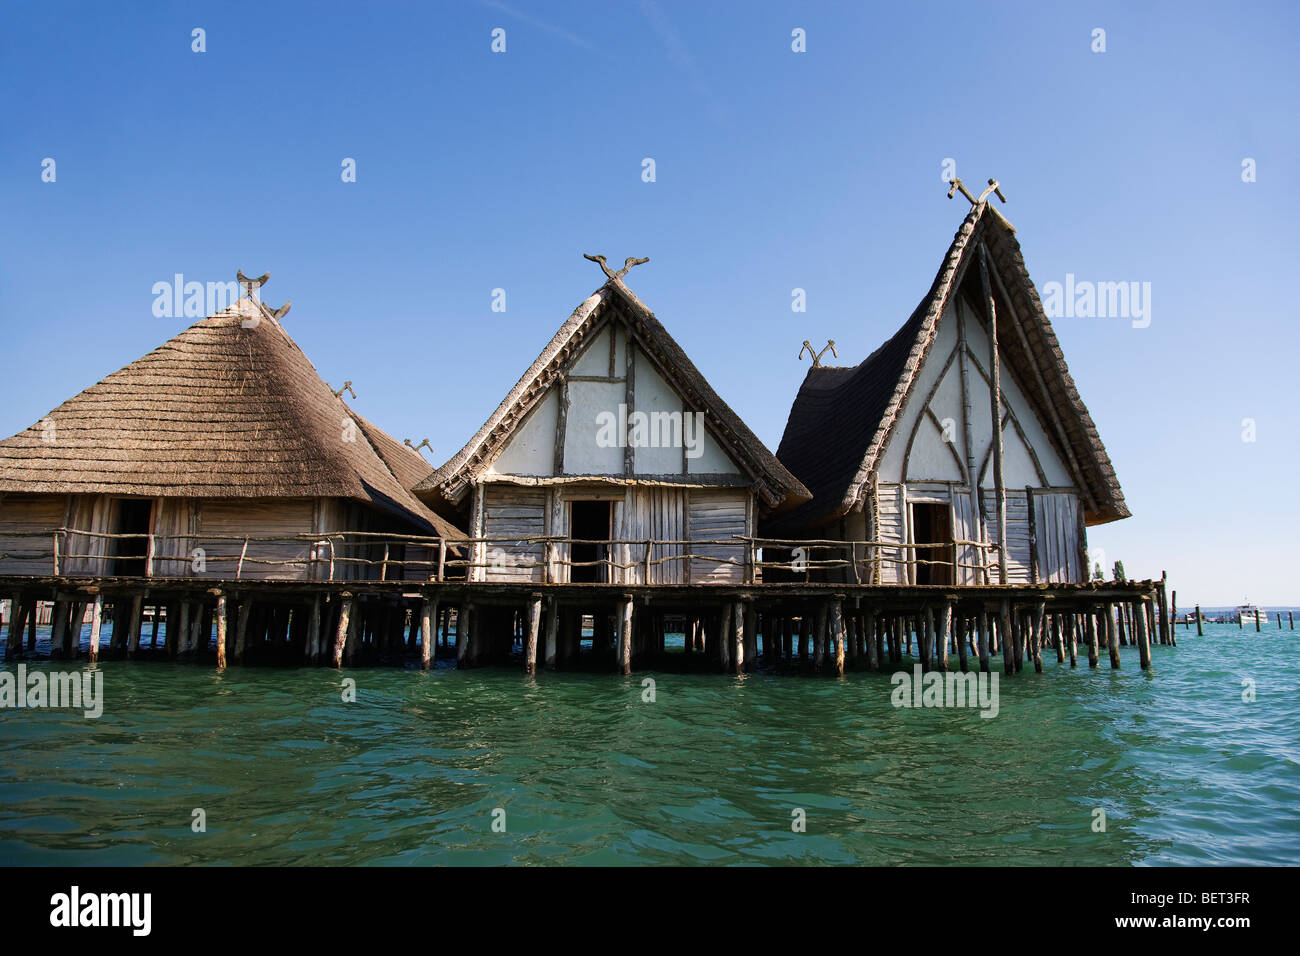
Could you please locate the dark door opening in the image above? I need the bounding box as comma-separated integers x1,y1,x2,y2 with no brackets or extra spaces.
109,498,153,577
910,502,953,586
569,500,612,583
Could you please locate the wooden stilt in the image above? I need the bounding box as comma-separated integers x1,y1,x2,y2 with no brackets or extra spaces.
1106,602,1121,669
543,600,558,670
525,595,542,674
128,594,144,658
731,601,745,675
956,612,968,673
1065,613,1078,667
4,593,22,659
1135,597,1152,670
999,599,1014,674
813,602,827,673
977,610,990,673
743,602,757,672
50,600,68,661
830,598,846,677
419,597,437,670
332,595,353,668
618,597,633,676
797,613,809,663
1030,601,1045,672
865,610,880,671
87,594,103,663
937,603,952,673
456,605,470,665
216,595,228,670
234,599,251,664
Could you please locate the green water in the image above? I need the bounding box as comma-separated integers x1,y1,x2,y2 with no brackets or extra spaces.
1,622,1296,865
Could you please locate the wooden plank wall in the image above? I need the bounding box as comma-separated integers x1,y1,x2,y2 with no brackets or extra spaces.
983,489,1032,583
1033,492,1082,583
194,499,315,580
482,486,546,583
0,494,63,575
875,482,906,584
687,489,747,585
617,487,686,585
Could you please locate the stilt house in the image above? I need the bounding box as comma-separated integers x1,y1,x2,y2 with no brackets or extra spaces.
769,202,1128,585
0,295,463,581
415,267,810,585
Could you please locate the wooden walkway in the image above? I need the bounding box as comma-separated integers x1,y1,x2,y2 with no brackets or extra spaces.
1,573,1172,677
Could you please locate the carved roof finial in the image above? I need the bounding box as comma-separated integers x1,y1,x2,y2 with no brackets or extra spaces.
946,177,1007,207
584,253,649,281
799,339,837,367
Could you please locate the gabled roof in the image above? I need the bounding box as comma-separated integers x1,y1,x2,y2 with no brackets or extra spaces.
771,202,1128,533
415,278,811,513
0,298,464,540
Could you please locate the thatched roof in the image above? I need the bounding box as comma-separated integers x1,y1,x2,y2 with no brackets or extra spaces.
771,202,1128,533
0,298,464,540
415,278,811,513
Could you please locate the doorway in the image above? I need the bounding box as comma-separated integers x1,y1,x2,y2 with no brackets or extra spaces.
109,498,153,577
569,500,612,583
909,502,953,586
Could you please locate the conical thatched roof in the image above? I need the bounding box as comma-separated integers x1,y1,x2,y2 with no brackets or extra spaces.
771,202,1128,534
0,298,463,540
415,278,811,514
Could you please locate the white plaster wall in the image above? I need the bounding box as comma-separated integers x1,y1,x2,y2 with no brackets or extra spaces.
633,354,687,474
877,300,1072,489
489,387,557,476
565,380,624,474
570,324,626,378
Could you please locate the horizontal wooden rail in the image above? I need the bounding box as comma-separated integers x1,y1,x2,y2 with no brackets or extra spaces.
0,527,1003,586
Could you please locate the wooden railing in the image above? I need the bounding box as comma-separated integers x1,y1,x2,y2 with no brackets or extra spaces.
0,528,1001,585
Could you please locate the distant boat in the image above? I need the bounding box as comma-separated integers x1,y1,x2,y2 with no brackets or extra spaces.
1237,604,1267,625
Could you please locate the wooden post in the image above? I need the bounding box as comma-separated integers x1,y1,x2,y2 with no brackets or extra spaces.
1135,597,1152,670
937,603,952,673
976,610,990,673
420,597,437,670
865,610,880,671
732,601,745,675
1065,613,1078,667
978,243,1008,585
1030,601,1045,673
456,605,471,665
813,602,827,673
544,600,558,670
174,602,189,659
128,594,143,658
87,594,103,663
618,597,633,676
525,595,542,675
305,596,321,662
50,600,68,661
918,605,934,672
797,613,808,663
1085,609,1099,668
1106,602,1121,669
1254,609,1261,632
5,595,22,659
999,599,1014,674
216,595,228,670
743,603,757,671
332,595,353,668
234,599,251,664
830,599,846,677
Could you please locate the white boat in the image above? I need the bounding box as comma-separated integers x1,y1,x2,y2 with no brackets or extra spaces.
1237,604,1267,625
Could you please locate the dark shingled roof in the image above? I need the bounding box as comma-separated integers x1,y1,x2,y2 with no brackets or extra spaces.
770,202,1129,534
0,297,465,541
416,278,811,513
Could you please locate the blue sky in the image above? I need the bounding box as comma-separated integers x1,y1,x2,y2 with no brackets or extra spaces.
1,1,1296,603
